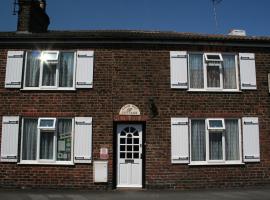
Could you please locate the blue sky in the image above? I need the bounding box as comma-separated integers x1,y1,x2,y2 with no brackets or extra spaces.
0,0,269,36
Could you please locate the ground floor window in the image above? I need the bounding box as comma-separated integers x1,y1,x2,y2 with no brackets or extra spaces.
190,118,241,164
21,118,73,164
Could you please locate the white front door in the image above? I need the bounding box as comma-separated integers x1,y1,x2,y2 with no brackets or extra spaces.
117,124,143,188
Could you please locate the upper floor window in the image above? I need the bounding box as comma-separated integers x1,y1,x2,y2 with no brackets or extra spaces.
24,51,75,89
4,50,94,90
189,53,238,91
170,51,256,91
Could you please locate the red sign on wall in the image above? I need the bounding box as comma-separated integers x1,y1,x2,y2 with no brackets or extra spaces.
100,148,109,159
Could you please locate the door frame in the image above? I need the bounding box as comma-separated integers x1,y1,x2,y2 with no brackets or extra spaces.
113,121,146,189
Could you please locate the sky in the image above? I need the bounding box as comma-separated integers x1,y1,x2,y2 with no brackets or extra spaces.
0,0,269,36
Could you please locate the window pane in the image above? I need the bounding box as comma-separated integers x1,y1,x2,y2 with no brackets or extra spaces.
39,119,55,128
59,52,74,87
225,119,239,160
57,119,72,161
40,132,54,160
191,120,206,161
207,65,220,88
209,132,223,160
223,55,237,89
22,119,38,160
209,120,223,128
189,54,204,88
42,62,57,86
25,51,40,87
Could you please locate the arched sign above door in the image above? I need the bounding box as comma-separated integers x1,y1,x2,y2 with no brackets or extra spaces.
119,104,141,116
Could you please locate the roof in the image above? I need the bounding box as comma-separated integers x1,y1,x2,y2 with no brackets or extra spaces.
0,30,270,47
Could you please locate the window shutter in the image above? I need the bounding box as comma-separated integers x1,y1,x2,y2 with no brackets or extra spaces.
5,51,24,88
170,51,188,89
1,116,20,162
242,117,260,162
171,117,189,164
74,117,92,163
76,51,94,88
239,53,257,90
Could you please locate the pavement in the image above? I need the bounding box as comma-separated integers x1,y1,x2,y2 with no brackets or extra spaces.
0,187,270,200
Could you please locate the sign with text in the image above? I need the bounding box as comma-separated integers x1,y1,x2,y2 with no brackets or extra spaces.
119,104,140,115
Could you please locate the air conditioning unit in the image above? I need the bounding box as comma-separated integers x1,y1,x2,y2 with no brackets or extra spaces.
228,29,246,36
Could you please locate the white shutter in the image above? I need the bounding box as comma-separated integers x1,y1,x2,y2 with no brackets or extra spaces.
171,117,189,164
1,116,20,162
170,51,188,89
74,117,92,163
242,117,260,162
239,53,257,90
76,51,94,88
5,51,24,88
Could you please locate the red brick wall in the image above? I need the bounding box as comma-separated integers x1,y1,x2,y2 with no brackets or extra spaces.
0,45,270,190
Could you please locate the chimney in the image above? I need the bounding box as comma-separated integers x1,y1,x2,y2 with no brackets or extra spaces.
17,0,50,33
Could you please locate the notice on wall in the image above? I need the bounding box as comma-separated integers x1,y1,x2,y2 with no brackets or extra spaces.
100,148,109,160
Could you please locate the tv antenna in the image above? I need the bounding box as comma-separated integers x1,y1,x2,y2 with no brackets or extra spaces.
211,0,223,33
13,0,19,15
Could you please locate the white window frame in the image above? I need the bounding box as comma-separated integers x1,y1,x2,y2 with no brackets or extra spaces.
207,118,225,131
204,53,223,62
23,51,76,91
189,118,243,165
188,52,239,92
19,118,74,165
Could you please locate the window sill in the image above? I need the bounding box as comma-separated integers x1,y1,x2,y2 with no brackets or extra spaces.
18,161,74,166
189,162,244,166
187,89,241,93
20,88,76,91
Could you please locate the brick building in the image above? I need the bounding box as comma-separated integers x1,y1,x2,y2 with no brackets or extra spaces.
0,0,269,190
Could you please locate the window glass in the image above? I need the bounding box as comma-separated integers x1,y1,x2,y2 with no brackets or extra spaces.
208,120,224,129
225,119,239,160
25,51,40,87
223,55,237,89
189,54,204,89
191,120,206,161
22,119,38,160
190,118,240,164
59,52,74,87
42,62,57,86
207,65,220,88
209,132,223,160
39,119,55,128
39,131,54,160
21,118,73,163
57,119,72,161
25,51,75,89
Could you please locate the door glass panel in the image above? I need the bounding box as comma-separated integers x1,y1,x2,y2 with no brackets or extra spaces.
120,131,126,136
120,145,125,151
133,145,139,151
130,127,136,132
120,153,125,158
133,153,139,158
133,131,139,136
133,138,139,144
119,126,141,159
127,138,132,144
127,145,132,151
127,153,132,158
120,138,125,144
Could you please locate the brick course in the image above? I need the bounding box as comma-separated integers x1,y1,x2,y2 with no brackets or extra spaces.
0,44,270,190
